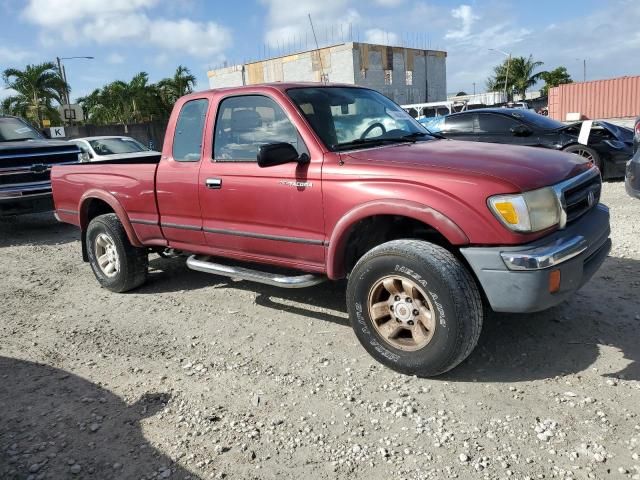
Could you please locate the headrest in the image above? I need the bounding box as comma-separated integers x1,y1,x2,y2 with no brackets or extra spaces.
231,109,262,131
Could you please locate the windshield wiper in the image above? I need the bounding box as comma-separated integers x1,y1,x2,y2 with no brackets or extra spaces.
415,129,447,140
332,137,396,151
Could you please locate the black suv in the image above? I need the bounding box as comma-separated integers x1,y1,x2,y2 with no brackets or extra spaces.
0,116,80,216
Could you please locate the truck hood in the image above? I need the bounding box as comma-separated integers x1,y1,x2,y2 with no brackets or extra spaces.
0,139,76,153
343,139,591,191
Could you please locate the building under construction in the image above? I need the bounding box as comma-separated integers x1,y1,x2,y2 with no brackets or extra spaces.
207,42,447,104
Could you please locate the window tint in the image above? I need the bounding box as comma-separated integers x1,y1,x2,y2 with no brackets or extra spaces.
444,114,474,133
477,114,521,133
213,95,301,162
172,99,208,161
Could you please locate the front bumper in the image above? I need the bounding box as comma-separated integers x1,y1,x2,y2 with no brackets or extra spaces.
0,191,54,216
461,204,611,313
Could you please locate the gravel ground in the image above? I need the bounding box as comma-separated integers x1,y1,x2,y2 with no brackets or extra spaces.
1,181,639,480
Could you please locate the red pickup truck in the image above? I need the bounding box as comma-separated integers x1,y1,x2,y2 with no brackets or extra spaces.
52,83,611,376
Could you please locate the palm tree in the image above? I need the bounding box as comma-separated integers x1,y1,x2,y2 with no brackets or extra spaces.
157,65,197,106
2,62,68,127
78,72,165,125
487,55,546,101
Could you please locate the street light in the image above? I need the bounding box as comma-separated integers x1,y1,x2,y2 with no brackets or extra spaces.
55,56,94,107
489,48,511,101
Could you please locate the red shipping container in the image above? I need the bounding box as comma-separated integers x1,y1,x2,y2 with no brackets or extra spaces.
548,75,640,121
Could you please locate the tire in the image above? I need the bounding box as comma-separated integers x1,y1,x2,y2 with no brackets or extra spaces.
86,213,148,292
563,144,603,174
346,239,483,377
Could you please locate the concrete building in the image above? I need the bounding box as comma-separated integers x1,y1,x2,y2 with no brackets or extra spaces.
207,42,447,104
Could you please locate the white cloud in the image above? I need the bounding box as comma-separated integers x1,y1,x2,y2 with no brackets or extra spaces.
0,87,18,101
0,46,33,64
373,0,404,6
445,5,479,40
21,0,157,27
260,0,360,49
149,19,232,58
106,53,125,64
21,0,231,60
364,28,399,46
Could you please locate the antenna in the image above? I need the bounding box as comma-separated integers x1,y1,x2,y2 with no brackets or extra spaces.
308,14,327,84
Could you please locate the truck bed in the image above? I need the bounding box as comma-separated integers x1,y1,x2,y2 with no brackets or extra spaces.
51,157,163,244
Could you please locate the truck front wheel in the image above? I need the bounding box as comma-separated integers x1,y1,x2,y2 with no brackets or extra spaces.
86,213,148,292
346,240,483,377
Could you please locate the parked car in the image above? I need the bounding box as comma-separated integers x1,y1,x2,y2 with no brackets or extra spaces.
69,136,160,162
401,101,466,121
421,108,633,179
625,117,640,198
0,116,80,216
51,84,610,377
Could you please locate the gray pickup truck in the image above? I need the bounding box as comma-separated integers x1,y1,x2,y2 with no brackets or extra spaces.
0,116,80,216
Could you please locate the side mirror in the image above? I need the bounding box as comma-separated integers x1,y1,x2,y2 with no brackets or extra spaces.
510,124,532,136
257,143,307,168
80,151,91,162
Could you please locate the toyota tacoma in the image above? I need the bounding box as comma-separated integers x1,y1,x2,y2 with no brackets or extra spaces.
51,84,611,376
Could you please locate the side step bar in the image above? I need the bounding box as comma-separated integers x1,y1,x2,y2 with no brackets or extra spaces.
186,255,326,289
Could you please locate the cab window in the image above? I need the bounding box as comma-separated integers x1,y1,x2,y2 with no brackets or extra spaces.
213,95,304,162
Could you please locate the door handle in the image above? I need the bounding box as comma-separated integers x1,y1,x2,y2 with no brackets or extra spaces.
205,178,222,189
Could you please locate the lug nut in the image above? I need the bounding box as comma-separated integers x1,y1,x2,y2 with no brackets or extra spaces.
406,297,412,303
413,310,419,316
407,320,415,326
395,295,401,301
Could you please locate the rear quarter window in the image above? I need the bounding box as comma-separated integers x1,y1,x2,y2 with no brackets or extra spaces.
172,99,209,162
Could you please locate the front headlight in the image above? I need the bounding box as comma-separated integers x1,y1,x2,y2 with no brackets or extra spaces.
488,187,560,233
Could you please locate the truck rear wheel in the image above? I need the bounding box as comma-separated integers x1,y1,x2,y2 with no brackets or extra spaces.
346,239,483,377
86,213,148,292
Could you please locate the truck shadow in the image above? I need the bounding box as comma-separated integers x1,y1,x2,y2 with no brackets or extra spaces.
0,356,199,480
0,213,78,248
142,255,639,383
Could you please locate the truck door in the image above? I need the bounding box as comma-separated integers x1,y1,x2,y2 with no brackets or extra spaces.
155,98,209,247
198,93,325,269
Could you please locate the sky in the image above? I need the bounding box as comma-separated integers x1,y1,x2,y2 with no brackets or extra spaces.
1,0,640,102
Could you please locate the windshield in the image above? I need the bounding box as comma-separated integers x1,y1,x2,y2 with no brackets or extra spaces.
0,117,42,142
287,87,431,150
507,110,564,130
88,137,149,155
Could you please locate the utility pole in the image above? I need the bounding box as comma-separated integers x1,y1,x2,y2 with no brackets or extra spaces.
489,48,511,101
473,82,476,95
55,56,94,125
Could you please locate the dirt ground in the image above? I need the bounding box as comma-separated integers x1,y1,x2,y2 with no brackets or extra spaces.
1,182,639,480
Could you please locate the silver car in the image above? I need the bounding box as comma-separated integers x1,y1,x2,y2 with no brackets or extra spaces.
69,136,160,162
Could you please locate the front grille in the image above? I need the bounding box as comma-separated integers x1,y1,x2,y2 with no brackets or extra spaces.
0,148,79,169
561,170,601,224
0,171,50,186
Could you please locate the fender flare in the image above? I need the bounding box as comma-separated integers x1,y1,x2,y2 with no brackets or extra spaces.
79,189,143,247
326,199,469,279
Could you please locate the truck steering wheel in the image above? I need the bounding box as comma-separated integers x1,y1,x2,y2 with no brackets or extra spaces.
360,122,386,139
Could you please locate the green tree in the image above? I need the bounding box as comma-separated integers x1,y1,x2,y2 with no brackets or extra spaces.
539,66,573,96
157,65,197,107
2,62,68,127
78,72,165,125
486,55,546,101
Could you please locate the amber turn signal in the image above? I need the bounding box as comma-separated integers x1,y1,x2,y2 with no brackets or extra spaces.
549,269,561,293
